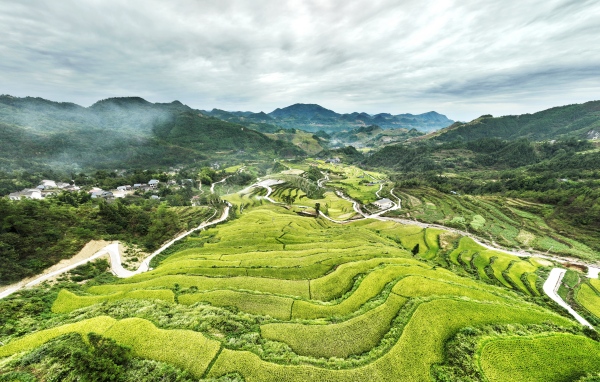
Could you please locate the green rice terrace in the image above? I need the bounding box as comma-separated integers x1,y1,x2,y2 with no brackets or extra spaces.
387,187,599,260
2,164,600,381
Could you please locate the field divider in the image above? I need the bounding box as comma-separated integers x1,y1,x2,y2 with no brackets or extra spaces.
202,345,224,379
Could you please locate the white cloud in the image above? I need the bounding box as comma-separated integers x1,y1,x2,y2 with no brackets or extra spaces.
0,0,599,120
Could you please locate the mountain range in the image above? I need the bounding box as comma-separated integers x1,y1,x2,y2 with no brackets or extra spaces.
2,95,600,176
202,103,455,133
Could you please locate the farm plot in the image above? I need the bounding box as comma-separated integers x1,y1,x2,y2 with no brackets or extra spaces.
576,283,600,319
207,299,572,382
269,184,356,220
261,294,407,358
386,187,597,259
479,334,600,382
0,317,221,378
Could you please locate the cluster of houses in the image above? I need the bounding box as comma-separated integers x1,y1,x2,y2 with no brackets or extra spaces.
8,180,81,201
90,179,161,199
7,179,165,201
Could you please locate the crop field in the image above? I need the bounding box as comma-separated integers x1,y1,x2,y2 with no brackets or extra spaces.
0,316,221,377
269,183,357,220
315,161,386,204
1,167,594,380
479,334,600,382
575,283,600,319
388,187,598,260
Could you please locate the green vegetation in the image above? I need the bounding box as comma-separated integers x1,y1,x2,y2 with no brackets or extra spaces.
0,95,304,174
432,100,600,142
0,332,213,382
0,316,221,378
207,300,571,381
386,186,598,259
480,334,600,382
576,283,600,319
52,289,175,314
0,195,216,285
260,294,406,358
2,157,599,380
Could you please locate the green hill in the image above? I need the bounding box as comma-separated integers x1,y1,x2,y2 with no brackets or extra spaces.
430,100,600,142
0,95,303,172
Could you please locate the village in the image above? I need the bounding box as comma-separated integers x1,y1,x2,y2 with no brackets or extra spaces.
6,178,193,202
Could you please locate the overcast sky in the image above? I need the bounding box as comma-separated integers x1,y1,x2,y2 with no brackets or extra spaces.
1,0,599,121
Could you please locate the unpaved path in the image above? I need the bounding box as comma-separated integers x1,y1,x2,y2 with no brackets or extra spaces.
0,206,229,300
210,176,232,194
543,268,593,328
256,179,284,204
106,206,227,278
0,240,112,299
317,172,329,188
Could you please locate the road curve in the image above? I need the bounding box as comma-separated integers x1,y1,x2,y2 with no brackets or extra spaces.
109,206,228,277
0,205,230,300
542,268,594,328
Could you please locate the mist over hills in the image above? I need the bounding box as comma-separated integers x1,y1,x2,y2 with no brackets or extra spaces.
3,94,600,176
203,103,455,133
0,95,302,173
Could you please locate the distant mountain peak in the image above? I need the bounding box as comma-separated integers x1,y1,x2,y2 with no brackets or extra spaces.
90,97,151,109
269,103,340,120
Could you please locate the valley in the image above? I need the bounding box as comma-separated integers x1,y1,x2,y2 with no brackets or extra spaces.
3,2,600,380
2,160,600,381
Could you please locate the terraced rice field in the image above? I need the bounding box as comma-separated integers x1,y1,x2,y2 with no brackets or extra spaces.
479,334,600,382
389,187,598,260
1,202,595,381
316,162,386,204
268,183,356,220
576,282,600,319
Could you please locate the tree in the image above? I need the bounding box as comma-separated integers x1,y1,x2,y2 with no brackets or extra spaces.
70,333,131,382
411,244,420,256
315,202,321,217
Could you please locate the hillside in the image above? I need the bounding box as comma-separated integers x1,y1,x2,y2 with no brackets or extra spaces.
0,96,303,172
201,108,282,133
430,100,600,142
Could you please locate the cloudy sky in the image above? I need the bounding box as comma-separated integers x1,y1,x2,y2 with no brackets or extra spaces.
1,0,599,121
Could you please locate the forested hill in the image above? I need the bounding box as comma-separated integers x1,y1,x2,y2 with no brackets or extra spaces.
0,95,303,172
429,100,600,142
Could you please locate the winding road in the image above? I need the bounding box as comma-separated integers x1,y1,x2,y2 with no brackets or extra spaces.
543,268,593,328
0,205,230,300
210,177,230,194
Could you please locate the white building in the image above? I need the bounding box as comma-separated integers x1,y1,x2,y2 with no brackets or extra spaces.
40,180,57,188
373,198,393,210
9,189,43,200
